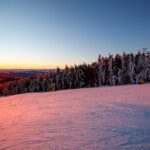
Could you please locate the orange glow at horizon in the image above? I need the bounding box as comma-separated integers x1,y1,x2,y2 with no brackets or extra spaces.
0,63,65,70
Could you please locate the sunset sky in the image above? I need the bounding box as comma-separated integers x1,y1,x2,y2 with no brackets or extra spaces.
0,0,150,69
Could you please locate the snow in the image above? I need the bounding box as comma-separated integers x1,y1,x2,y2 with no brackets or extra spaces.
0,84,150,150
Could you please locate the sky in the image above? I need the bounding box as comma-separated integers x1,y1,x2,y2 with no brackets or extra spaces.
0,0,150,69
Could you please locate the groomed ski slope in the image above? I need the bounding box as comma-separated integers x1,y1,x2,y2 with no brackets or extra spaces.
0,84,150,150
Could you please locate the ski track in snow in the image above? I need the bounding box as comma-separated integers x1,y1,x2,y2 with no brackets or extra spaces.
0,84,150,150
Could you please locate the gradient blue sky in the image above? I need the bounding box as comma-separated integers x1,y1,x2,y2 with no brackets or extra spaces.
0,0,150,69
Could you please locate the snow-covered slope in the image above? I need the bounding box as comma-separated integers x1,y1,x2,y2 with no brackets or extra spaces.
0,84,150,150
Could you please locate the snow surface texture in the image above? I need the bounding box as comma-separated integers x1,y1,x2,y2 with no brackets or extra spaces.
0,84,150,150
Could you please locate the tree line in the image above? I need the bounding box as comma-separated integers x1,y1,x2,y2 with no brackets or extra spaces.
0,51,150,96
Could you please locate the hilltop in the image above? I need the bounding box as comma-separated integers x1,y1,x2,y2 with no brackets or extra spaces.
0,84,150,149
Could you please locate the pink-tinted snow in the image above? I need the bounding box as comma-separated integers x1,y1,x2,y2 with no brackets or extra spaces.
0,84,150,149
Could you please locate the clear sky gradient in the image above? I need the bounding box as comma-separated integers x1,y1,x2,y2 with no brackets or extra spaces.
0,0,150,69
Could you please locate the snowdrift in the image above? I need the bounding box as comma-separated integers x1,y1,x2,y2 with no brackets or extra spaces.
0,84,150,149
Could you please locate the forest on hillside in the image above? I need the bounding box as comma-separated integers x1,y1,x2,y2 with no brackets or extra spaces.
0,51,150,96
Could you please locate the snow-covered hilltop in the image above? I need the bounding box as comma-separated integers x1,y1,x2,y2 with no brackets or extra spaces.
0,84,150,149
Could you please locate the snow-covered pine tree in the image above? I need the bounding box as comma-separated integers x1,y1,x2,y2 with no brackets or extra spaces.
98,56,106,86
